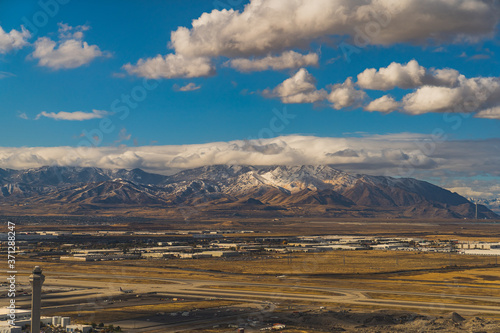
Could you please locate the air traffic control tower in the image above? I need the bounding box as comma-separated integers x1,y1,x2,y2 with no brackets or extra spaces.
29,266,45,333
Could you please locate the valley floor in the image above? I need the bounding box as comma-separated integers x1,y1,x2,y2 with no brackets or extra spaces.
4,218,500,332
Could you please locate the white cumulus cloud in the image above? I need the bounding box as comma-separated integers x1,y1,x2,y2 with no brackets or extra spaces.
358,60,427,90
123,54,215,79
228,51,319,72
265,68,327,104
266,69,366,109
327,78,367,110
475,106,500,119
124,0,498,80
30,23,108,70
401,76,500,115
35,109,112,121
170,0,499,59
364,95,400,113
357,60,461,90
351,61,500,118
0,25,30,54
264,61,500,118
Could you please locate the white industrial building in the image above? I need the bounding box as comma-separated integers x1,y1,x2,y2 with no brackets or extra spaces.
0,308,30,332
316,245,365,251
209,242,244,249
0,309,30,322
458,241,500,250
60,253,140,261
200,250,240,257
0,325,21,333
0,307,76,332
371,243,408,250
178,253,212,259
65,324,92,333
460,249,500,256
52,316,71,327
132,246,192,252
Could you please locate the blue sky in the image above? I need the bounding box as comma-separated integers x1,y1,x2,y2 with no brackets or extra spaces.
0,0,500,199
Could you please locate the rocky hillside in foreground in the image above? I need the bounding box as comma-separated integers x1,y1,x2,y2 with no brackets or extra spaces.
0,165,497,219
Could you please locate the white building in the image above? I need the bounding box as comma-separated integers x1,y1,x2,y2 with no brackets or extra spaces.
461,249,500,256
0,309,30,322
61,253,140,261
52,316,71,327
66,324,92,333
132,246,192,252
0,308,30,333
0,325,22,333
200,251,240,257
0,309,74,332
209,243,243,248
178,253,212,259
458,241,500,250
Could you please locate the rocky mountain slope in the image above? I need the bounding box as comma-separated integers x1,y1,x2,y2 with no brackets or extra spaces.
0,165,497,219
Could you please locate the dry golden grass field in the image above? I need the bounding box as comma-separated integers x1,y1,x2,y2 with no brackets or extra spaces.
50,300,239,323
10,249,500,299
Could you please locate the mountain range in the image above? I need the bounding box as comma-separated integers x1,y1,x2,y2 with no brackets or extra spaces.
0,165,497,219
470,197,500,215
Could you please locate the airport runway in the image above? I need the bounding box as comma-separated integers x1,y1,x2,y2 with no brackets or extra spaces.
5,270,500,332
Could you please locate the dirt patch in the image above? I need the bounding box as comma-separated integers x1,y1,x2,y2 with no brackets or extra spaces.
264,309,500,332
476,274,500,281
452,276,475,281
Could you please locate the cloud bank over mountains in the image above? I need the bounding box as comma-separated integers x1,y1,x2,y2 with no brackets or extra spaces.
0,134,499,198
